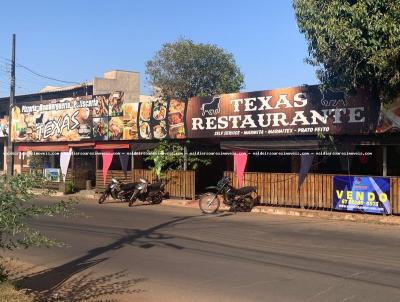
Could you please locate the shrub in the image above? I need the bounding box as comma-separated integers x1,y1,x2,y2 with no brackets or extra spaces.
0,173,77,250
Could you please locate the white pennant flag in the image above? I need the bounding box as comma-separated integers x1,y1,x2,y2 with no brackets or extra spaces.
60,148,72,182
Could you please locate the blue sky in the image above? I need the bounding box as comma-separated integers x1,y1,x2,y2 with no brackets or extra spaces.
0,0,318,97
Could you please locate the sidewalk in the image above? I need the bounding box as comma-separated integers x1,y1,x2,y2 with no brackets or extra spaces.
32,189,400,226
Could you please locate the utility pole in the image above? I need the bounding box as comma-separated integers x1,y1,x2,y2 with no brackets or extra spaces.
7,34,15,177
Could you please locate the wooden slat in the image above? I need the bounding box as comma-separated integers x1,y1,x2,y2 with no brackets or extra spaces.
96,169,194,199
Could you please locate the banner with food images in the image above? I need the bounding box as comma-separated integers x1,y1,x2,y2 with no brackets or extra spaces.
11,93,133,142
9,85,385,143
12,96,100,142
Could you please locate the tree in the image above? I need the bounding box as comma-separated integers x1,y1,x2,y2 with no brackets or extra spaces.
146,39,245,100
293,0,400,103
145,141,210,179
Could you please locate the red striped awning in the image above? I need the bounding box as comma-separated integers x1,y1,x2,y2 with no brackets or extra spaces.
94,143,130,150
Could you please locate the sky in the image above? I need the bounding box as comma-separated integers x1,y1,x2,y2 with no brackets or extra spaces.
0,0,318,98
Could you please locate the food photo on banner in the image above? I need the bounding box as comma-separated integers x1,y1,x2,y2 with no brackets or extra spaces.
0,117,8,137
168,99,186,139
138,98,153,140
120,103,138,140
151,98,168,139
108,91,124,117
332,176,391,214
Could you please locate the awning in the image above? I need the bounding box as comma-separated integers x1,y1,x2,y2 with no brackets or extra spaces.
16,144,70,152
94,143,130,150
220,139,321,151
68,142,95,148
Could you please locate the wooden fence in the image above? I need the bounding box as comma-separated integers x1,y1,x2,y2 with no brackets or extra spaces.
224,171,400,215
95,169,195,199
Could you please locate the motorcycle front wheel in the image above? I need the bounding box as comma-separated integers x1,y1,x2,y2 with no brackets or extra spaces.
199,193,220,214
241,196,255,212
98,192,108,204
151,193,163,204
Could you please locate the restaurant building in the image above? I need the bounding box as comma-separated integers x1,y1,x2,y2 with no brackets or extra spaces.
0,70,399,215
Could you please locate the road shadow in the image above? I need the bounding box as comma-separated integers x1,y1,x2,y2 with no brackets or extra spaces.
32,270,145,302
14,214,199,301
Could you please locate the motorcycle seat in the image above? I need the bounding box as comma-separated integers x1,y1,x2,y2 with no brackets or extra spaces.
120,183,138,191
231,186,256,196
148,182,162,191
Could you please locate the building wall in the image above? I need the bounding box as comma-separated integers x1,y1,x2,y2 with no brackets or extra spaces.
93,70,140,102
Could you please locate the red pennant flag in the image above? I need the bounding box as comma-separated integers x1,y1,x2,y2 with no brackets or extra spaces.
233,150,248,187
101,150,114,186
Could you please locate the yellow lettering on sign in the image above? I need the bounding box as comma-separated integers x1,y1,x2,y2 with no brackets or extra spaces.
379,193,388,202
356,191,364,201
368,192,375,201
347,191,353,200
336,190,343,199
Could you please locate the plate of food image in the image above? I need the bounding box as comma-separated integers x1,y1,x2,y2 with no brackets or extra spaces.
153,105,167,121
169,99,185,113
153,124,167,139
169,100,185,113
93,118,108,140
169,124,186,139
168,111,184,125
94,96,109,117
139,121,152,139
108,117,124,140
139,101,152,121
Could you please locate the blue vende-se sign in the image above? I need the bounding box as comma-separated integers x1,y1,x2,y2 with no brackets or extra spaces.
333,176,391,214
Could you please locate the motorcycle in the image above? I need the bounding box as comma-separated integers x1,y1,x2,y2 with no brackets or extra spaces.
128,178,168,207
98,178,137,204
199,176,258,214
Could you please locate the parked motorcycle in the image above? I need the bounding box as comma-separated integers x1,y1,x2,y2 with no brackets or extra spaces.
98,178,137,204
128,178,168,207
199,176,258,214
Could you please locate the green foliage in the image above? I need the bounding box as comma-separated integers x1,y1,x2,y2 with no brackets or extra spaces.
146,38,245,100
316,131,336,152
294,0,400,103
64,181,75,195
0,173,77,250
28,154,44,171
145,141,211,178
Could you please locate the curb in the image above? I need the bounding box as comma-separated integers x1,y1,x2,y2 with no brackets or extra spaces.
251,206,400,225
33,192,400,226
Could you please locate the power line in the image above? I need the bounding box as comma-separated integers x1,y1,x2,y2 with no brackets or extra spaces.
0,56,81,85
16,63,80,85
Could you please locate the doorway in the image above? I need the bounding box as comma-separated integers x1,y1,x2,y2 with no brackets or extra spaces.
73,149,96,190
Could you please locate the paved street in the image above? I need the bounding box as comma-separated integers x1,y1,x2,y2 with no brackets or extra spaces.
8,197,400,302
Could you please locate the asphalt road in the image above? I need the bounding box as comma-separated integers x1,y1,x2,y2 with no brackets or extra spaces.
7,197,400,302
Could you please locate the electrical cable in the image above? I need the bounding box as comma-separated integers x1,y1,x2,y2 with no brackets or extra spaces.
0,56,81,85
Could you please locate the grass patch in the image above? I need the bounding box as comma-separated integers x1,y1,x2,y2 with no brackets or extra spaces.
0,282,34,302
